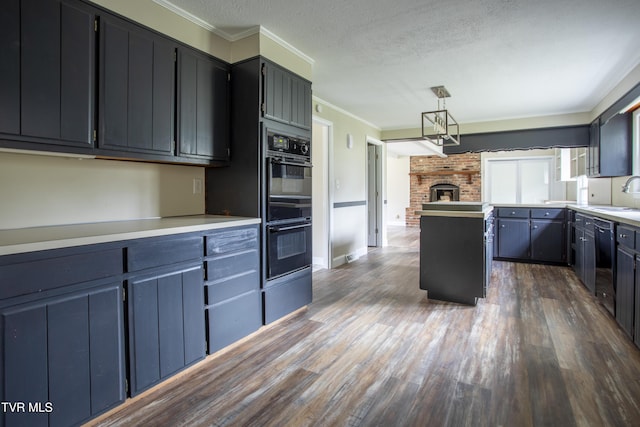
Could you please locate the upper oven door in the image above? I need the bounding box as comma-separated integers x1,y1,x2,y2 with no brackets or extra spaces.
267,157,312,222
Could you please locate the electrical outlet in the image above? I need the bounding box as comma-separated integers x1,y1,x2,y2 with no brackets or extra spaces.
192,178,202,195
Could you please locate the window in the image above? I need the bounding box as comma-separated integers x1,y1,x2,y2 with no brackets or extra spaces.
486,157,552,204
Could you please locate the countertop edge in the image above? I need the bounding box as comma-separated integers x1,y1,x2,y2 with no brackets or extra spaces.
0,216,262,256
415,207,494,219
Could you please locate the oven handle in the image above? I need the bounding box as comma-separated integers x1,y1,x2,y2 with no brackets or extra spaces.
269,223,312,232
270,158,312,168
269,201,312,208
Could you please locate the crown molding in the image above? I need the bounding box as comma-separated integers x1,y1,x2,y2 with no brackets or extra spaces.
313,96,381,131
152,0,314,65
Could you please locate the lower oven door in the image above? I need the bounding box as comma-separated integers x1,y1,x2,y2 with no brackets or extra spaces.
267,221,312,279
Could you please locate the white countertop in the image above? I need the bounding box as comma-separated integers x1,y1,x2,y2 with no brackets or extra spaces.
567,204,640,227
415,203,494,219
0,215,261,256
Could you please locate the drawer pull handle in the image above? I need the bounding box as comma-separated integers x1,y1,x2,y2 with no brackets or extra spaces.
532,225,538,229
511,211,516,215
545,212,550,216
620,233,628,239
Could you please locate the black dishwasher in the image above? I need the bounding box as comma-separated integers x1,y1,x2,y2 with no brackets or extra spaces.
594,218,615,316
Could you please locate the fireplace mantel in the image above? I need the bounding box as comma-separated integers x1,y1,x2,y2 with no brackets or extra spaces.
410,170,479,184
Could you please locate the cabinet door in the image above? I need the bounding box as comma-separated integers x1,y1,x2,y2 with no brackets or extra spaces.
634,256,640,346
178,48,230,161
0,283,125,427
616,247,635,337
262,61,292,125
496,218,530,259
0,0,20,135
290,75,312,130
588,119,600,176
127,264,205,396
0,0,95,146
599,113,631,177
531,220,565,263
99,14,174,156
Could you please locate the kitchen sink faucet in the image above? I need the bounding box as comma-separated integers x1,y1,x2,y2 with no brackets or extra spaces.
621,176,640,193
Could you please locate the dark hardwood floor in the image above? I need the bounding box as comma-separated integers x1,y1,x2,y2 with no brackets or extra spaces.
89,226,640,426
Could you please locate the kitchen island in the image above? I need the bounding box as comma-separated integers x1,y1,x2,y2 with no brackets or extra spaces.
417,202,494,305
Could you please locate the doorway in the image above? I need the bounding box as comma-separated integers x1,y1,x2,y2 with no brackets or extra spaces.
312,118,332,269
367,141,383,247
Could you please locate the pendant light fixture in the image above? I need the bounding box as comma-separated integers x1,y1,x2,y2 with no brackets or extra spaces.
421,86,460,147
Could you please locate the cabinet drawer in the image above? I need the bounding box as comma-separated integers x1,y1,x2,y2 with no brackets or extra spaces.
206,249,259,282
205,226,259,256
205,270,259,304
530,208,565,220
575,214,594,231
127,235,203,272
496,208,529,218
206,290,262,353
617,226,635,249
0,248,123,300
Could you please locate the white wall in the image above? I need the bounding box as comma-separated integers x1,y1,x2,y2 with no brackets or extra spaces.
0,151,204,229
385,155,410,225
312,98,382,266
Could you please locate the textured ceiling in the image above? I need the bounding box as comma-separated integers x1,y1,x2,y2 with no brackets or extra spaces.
165,0,640,130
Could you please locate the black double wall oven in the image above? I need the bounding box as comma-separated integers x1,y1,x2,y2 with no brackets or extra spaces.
265,129,313,281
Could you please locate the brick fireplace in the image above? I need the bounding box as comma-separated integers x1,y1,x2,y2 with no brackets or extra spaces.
405,153,482,227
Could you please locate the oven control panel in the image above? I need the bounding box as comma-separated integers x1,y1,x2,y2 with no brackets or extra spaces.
268,132,310,157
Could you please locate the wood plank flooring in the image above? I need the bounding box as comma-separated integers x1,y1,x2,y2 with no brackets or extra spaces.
89,226,640,427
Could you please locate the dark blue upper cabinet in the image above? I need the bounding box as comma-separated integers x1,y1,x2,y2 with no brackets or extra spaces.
262,60,312,130
589,113,631,177
0,0,95,147
177,47,230,161
99,13,176,156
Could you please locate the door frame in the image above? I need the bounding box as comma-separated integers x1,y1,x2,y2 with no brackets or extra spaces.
366,136,385,247
312,116,333,268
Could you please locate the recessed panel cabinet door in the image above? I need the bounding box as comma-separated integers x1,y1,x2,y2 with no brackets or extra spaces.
127,264,206,396
100,14,175,156
178,48,230,160
496,218,530,259
0,283,126,427
531,220,565,263
0,0,95,145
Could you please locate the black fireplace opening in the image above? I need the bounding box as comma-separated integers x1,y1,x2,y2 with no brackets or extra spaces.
430,183,460,202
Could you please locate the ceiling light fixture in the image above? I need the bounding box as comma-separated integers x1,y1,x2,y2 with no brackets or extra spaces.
421,86,460,147
382,86,460,151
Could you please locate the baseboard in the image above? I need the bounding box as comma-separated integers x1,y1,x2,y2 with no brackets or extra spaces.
333,247,368,267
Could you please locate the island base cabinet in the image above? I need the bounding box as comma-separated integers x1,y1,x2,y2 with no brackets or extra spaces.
127,264,206,396
420,215,486,305
0,282,126,427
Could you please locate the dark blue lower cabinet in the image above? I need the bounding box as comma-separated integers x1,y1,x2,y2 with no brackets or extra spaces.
127,263,206,396
263,267,312,324
496,218,530,259
0,282,126,427
206,290,262,353
531,220,566,263
616,248,635,338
